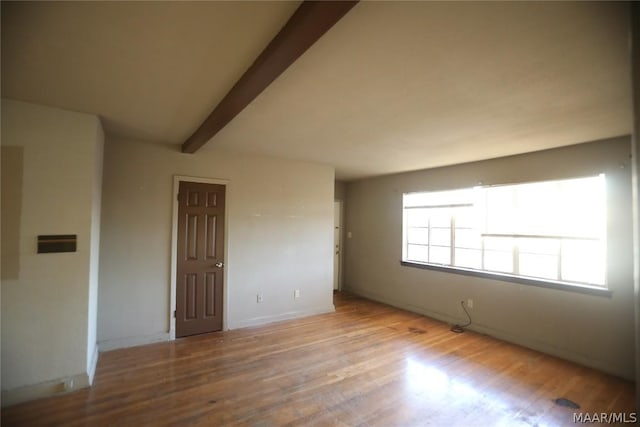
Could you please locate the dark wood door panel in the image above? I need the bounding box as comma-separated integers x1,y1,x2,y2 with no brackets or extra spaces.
204,214,218,260
176,182,225,337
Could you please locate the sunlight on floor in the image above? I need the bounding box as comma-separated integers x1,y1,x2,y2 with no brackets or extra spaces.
404,357,554,426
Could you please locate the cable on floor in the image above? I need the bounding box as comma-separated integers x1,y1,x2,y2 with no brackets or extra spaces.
451,300,472,333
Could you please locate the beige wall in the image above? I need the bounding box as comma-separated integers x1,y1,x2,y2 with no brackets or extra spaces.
335,181,347,202
1,146,23,280
345,137,635,379
98,138,335,349
1,99,104,404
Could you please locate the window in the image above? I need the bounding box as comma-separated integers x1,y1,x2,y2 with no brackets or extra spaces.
402,175,606,287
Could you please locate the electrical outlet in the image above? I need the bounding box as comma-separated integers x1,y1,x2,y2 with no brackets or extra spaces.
467,299,474,309
257,293,263,303
294,289,300,299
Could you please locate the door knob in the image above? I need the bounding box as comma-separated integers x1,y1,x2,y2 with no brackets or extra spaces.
215,262,224,268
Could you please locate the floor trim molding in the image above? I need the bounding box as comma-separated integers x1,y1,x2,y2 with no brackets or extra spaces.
228,305,335,330
98,332,169,352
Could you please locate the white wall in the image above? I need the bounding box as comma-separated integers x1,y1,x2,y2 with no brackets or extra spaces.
97,138,335,349
345,137,635,379
1,99,104,405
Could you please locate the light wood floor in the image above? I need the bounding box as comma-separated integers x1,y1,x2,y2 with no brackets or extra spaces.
2,292,635,426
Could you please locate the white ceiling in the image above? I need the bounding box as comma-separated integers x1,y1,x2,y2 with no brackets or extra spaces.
1,1,632,181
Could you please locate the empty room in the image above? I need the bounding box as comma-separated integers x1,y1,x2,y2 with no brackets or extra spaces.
1,1,639,426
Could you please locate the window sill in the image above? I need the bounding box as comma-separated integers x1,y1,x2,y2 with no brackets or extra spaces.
400,260,612,297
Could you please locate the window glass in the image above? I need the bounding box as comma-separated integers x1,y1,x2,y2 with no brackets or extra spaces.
402,174,606,287
484,250,513,273
455,229,481,249
519,253,557,280
429,246,451,265
561,240,605,284
430,228,451,246
407,244,429,263
455,248,482,269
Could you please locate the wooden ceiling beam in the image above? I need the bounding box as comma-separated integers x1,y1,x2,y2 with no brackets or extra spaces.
182,0,359,154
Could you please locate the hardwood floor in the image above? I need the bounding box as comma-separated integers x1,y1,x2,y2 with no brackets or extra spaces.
2,293,635,426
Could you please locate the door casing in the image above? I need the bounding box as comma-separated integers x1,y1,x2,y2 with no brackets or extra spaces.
170,175,230,340
333,200,342,291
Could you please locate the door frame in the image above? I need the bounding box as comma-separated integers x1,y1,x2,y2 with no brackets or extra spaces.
169,175,230,340
334,200,344,291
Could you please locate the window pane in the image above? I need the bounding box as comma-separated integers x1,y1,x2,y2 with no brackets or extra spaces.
430,209,451,227
562,240,605,285
429,246,451,265
455,228,481,249
454,207,477,228
402,176,606,288
519,253,558,280
558,176,606,238
407,244,429,263
518,238,559,255
484,250,513,273
407,210,429,227
484,236,513,251
407,227,429,245
430,228,451,246
514,181,562,235
485,187,515,234
455,248,481,269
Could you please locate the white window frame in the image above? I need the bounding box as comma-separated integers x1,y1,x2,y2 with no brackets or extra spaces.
401,175,609,296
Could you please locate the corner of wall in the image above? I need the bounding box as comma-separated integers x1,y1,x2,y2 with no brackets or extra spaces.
1,373,91,408
1,99,105,404
87,344,99,386
86,113,105,380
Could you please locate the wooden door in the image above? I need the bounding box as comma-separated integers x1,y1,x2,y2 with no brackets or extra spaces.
176,181,225,337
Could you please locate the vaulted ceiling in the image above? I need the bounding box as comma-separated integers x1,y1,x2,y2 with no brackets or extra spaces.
1,1,632,180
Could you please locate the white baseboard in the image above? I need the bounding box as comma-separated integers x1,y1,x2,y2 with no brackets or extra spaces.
4,344,101,407
2,372,90,408
345,286,633,381
227,305,335,330
98,332,169,352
